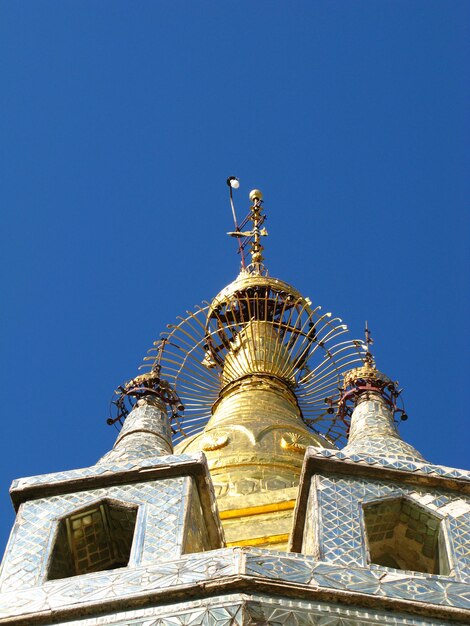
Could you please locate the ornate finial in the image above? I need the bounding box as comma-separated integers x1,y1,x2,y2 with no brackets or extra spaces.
226,182,268,272
107,340,184,429
337,323,408,424
343,323,390,389
248,189,267,268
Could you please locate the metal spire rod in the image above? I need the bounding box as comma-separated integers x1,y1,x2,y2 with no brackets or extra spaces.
226,176,246,268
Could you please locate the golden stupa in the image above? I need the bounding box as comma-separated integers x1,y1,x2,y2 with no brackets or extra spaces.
143,187,365,549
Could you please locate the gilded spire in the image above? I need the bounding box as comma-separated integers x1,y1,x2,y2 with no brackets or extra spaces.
247,189,267,267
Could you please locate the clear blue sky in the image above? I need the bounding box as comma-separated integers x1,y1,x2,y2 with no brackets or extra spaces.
0,2,468,551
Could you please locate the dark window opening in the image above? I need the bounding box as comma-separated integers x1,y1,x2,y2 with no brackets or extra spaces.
363,496,450,575
48,500,137,580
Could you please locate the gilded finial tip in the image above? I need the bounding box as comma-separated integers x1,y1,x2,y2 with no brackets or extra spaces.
249,189,263,203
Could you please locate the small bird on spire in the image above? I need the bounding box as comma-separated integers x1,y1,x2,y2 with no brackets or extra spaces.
364,321,375,365
365,321,374,349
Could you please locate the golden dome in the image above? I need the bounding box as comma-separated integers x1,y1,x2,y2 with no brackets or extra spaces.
207,269,309,321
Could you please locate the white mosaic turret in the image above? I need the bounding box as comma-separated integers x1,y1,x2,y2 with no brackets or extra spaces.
343,391,425,463
0,385,225,610
98,395,173,465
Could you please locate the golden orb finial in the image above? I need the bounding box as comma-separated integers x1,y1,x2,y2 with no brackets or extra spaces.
249,189,263,202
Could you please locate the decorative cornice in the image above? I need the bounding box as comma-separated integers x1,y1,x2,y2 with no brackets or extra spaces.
0,550,468,625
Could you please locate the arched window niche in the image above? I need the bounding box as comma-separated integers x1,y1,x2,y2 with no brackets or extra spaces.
47,498,138,580
362,495,450,576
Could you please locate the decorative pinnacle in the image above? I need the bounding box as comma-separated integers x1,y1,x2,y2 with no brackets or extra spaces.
338,322,408,423
108,365,185,428
344,323,390,388
108,340,185,428
226,184,268,271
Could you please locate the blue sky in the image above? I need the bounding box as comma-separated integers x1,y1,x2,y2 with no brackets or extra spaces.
0,2,468,551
